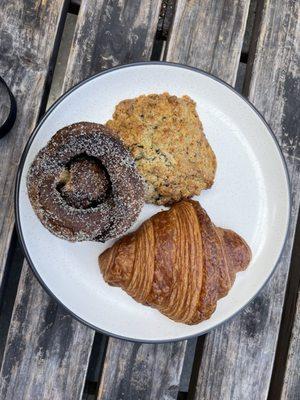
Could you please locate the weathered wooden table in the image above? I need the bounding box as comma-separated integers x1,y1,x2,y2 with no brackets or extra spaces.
0,1,299,399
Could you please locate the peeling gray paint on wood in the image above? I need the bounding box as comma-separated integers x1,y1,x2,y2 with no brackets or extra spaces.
97,1,251,399
194,1,300,399
64,0,162,90
165,0,251,86
98,339,187,400
0,0,67,290
0,265,93,400
281,288,300,400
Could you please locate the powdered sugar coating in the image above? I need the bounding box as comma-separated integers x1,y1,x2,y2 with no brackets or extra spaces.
27,122,145,242
59,157,110,209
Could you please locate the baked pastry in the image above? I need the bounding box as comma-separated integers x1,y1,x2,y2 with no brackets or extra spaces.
59,156,110,209
99,200,251,324
27,122,144,242
106,93,216,205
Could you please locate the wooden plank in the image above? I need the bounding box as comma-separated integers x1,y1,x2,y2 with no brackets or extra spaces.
0,0,67,289
97,2,251,399
0,0,163,398
64,0,162,89
194,1,300,399
281,289,300,399
166,0,251,85
98,340,187,399
0,266,93,399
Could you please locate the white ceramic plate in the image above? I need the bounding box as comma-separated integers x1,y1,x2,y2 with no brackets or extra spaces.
16,62,290,342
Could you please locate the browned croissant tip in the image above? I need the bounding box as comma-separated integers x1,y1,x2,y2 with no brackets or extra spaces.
99,200,251,324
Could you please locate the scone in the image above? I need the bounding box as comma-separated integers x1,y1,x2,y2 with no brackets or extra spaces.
106,93,216,205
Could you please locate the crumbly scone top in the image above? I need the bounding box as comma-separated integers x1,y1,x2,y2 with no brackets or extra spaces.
106,93,216,205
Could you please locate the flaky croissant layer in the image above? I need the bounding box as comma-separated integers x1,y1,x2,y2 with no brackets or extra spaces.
99,200,251,324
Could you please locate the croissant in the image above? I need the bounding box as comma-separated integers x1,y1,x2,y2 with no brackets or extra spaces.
99,200,251,324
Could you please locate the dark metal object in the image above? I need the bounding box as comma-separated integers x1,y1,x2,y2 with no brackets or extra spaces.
0,77,17,139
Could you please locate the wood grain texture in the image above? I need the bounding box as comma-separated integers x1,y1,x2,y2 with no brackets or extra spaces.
281,288,300,399
0,0,67,290
0,1,163,399
165,0,251,85
194,1,300,399
64,0,162,90
98,339,187,400
0,265,93,400
97,2,250,399
0,2,95,399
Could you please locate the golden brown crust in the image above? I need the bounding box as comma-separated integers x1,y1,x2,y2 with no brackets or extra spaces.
106,93,217,205
189,203,223,323
99,200,251,324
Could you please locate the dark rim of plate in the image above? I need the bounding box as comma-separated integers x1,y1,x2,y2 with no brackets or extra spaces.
14,61,291,343
0,76,17,139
